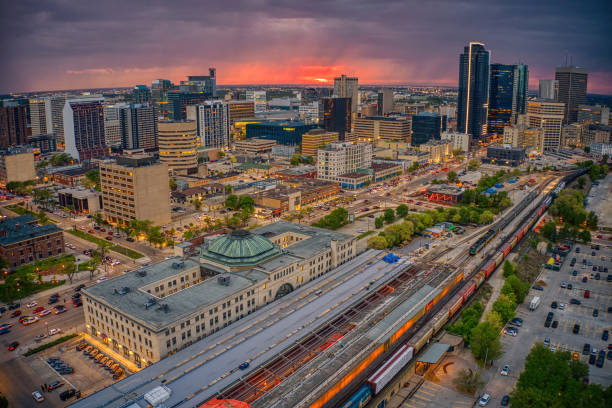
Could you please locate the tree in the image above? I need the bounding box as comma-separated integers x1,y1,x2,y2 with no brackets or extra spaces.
225,194,239,210
367,235,389,250
468,159,480,171
470,322,503,365
568,359,589,380
224,184,233,194
191,199,203,211
447,171,458,183
84,169,100,190
146,226,165,246
586,211,598,230
95,243,112,275
479,210,494,224
218,151,226,158
169,178,177,191
540,221,557,241
395,204,409,218
577,176,586,189
198,156,205,164
238,195,255,212
579,229,591,243
492,293,516,322
383,208,395,224
453,368,484,394
238,207,253,226
484,311,503,331
303,155,314,164
375,217,384,229
313,207,349,230
290,153,302,166
50,153,72,166
505,274,529,304
503,260,517,278
63,262,78,285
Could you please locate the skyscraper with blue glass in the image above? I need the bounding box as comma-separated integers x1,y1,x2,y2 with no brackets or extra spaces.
457,42,490,143
487,64,529,135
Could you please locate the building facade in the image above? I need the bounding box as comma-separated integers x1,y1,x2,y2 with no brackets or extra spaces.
577,105,610,125
377,88,394,115
418,140,452,164
441,132,471,153
487,64,528,135
457,42,490,141
561,123,585,148
118,104,157,151
555,66,588,124
58,188,102,214
317,142,373,183
245,120,315,146
411,112,447,146
228,101,255,124
100,155,171,226
29,97,53,136
233,138,276,154
333,75,359,113
0,103,28,149
538,79,559,100
301,129,339,157
319,97,352,141
503,124,545,154
245,91,267,114
63,97,108,161
483,145,525,166
158,121,198,174
0,151,36,184
186,101,230,149
526,99,565,151
299,102,319,124
354,116,411,144
0,214,64,269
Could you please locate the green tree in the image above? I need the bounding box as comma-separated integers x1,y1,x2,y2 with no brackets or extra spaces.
238,195,255,212
577,176,586,189
374,216,384,229
468,159,480,171
218,151,226,158
50,153,72,166
192,199,203,211
383,208,395,224
502,260,517,278
540,221,557,241
367,235,389,250
395,204,409,218
586,211,598,230
84,169,100,190
484,311,503,331
470,322,503,365
224,184,233,194
479,210,494,224
169,178,177,191
63,262,78,284
568,359,589,380
505,274,529,304
579,229,591,243
225,194,239,210
447,171,458,183
290,153,302,166
313,207,349,230
492,293,516,322
303,155,314,164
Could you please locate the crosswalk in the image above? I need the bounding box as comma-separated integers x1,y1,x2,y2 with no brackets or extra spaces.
402,381,473,408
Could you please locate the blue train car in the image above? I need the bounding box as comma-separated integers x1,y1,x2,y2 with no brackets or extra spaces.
339,384,372,408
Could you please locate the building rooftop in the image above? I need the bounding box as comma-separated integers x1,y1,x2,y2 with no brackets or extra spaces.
200,229,281,268
248,120,310,127
0,214,62,246
418,343,450,364
113,155,159,168
53,167,89,177
275,165,317,176
427,185,465,195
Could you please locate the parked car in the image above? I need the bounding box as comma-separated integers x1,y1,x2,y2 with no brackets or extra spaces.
500,365,510,376
48,328,61,336
32,390,44,403
501,395,510,406
573,324,581,334
59,388,77,401
26,301,38,308
478,393,491,406
7,341,19,351
10,310,21,318
75,284,86,291
583,344,591,355
38,309,51,317
509,317,523,327
603,330,609,341
47,381,63,391
532,285,544,291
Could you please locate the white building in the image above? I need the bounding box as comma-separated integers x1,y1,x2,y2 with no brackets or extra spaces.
590,142,612,158
299,102,319,124
526,99,565,151
245,91,267,114
317,142,372,182
539,79,559,100
334,75,359,113
29,97,53,135
186,101,230,149
441,131,471,153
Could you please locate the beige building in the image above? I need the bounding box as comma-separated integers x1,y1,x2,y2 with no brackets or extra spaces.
301,129,339,157
526,99,565,151
158,120,198,174
354,116,411,143
100,155,171,226
0,151,36,184
418,140,451,164
441,132,471,153
233,138,276,154
227,101,255,124
561,123,585,148
29,97,52,136
503,124,545,154
82,222,356,364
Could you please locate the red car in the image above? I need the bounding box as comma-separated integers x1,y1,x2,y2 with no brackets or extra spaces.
105,236,113,241
33,306,45,313
100,228,106,232
88,229,95,233
10,310,21,318
7,341,19,351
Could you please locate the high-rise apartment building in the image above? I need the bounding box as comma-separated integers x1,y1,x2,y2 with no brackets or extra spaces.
227,101,255,124
186,101,230,149
151,79,174,121
526,99,565,151
0,103,28,149
487,64,529,135
157,120,198,174
63,97,107,161
333,75,359,113
167,91,209,121
538,79,559,100
180,69,216,97
299,102,319,124
29,97,53,135
301,129,339,157
317,142,372,182
319,97,352,141
354,116,411,143
245,91,267,114
50,94,68,146
118,104,157,151
457,42,490,141
578,105,610,125
555,66,588,124
411,112,447,146
100,155,171,226
377,88,394,115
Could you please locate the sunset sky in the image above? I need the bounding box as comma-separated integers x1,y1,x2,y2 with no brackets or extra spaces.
1,0,611,94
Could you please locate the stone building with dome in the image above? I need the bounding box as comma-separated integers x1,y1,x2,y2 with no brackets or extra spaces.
81,221,356,364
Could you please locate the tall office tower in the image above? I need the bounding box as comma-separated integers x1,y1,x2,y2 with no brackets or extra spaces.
377,88,394,115
118,104,157,151
100,155,171,226
319,97,352,141
63,97,107,161
29,97,53,135
555,66,588,124
526,99,565,151
245,91,267,114
131,85,151,105
411,112,447,146
167,91,209,120
186,101,230,149
487,64,529,135
538,79,558,100
151,79,174,120
179,69,216,97
0,103,28,149
457,42,490,141
333,74,359,113
157,120,198,174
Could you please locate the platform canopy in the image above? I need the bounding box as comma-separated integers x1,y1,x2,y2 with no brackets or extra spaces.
417,343,450,364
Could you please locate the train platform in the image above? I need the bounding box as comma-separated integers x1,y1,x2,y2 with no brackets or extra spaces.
69,250,417,408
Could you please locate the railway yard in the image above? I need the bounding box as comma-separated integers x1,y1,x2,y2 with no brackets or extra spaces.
66,170,598,408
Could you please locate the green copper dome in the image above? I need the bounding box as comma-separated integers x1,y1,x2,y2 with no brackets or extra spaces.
200,229,281,267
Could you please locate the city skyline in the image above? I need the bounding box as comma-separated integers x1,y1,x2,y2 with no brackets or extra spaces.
1,0,611,94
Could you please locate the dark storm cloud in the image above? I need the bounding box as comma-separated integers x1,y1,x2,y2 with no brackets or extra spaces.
0,0,610,93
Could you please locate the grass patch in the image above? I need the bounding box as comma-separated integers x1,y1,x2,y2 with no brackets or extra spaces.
66,229,143,259
5,204,56,224
23,334,78,356
357,230,375,240
13,255,75,275
0,280,65,303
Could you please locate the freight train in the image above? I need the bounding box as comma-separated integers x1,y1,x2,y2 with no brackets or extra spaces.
333,170,587,408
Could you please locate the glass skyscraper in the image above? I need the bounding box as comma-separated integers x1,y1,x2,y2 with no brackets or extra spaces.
411,112,447,146
457,42,490,142
487,64,529,135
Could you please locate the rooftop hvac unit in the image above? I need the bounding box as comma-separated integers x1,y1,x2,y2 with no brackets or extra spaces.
144,385,172,407
114,287,130,295
144,298,157,309
157,304,170,313
137,270,147,277
218,275,231,286
172,261,185,269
